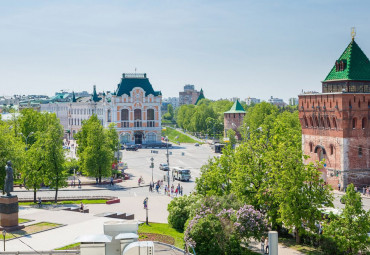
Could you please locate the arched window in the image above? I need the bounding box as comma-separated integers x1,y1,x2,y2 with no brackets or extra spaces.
146,133,156,143
309,142,313,152
333,117,337,129
121,109,129,128
352,118,357,129
358,146,363,157
134,109,142,120
326,117,331,129
107,109,111,122
362,117,367,129
134,109,142,127
330,145,334,155
120,133,130,144
147,109,155,127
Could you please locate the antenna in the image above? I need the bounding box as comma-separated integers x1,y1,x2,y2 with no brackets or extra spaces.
351,27,356,41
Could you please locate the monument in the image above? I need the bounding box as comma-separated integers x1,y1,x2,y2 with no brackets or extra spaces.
0,161,23,231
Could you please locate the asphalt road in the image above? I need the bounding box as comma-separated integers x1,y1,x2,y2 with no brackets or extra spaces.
13,143,370,212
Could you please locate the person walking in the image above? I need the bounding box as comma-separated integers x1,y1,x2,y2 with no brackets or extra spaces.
265,237,269,254
261,236,265,253
78,178,81,188
110,176,114,186
175,186,178,196
180,186,183,196
338,182,341,191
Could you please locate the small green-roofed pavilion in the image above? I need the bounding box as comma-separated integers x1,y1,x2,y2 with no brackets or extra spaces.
224,100,245,114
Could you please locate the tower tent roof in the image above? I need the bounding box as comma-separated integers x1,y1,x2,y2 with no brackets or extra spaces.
224,100,246,114
195,88,205,105
324,39,370,82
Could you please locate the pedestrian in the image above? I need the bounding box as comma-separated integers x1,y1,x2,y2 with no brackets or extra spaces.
338,182,341,191
80,202,84,212
261,236,265,253
265,237,269,254
156,184,159,193
149,183,152,192
96,177,98,185
110,176,114,186
175,187,178,196
78,178,81,188
180,186,183,196
164,185,168,195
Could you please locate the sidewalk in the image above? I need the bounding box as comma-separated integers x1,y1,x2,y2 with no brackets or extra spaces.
333,189,370,200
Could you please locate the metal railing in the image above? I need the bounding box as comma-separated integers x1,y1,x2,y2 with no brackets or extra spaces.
147,121,155,127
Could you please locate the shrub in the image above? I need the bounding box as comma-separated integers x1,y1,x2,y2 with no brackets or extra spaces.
167,194,201,232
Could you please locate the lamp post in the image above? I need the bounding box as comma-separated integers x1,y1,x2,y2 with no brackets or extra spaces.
19,132,34,150
165,137,170,190
150,157,154,183
2,230,6,251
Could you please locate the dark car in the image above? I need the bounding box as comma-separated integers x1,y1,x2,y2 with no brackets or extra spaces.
120,145,125,150
135,144,142,149
126,145,138,151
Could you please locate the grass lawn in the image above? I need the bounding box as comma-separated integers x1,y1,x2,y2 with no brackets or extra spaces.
279,237,324,255
19,199,107,206
5,222,62,240
55,243,80,250
162,127,200,144
138,223,184,249
18,218,31,224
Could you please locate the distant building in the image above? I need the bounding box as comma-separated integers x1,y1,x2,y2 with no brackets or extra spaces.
245,97,261,105
299,36,370,189
163,97,179,109
268,96,286,107
289,97,299,106
179,84,200,105
224,100,246,140
229,97,240,102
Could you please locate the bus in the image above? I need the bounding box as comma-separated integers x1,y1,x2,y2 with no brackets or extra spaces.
172,167,191,182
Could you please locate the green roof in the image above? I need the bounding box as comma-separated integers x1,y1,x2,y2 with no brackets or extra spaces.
116,73,161,97
195,88,205,105
224,100,245,114
324,39,370,81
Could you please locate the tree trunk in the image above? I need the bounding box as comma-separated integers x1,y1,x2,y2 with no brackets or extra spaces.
54,187,58,203
33,186,37,203
99,167,102,184
295,228,301,244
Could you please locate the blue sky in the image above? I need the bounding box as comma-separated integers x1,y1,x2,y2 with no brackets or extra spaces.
1,0,370,102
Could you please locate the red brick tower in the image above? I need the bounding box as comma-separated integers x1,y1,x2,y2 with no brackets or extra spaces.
224,100,246,140
299,36,370,189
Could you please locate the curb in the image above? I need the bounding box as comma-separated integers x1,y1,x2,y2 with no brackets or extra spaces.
14,184,150,193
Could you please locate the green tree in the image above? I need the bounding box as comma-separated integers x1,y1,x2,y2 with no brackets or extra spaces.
76,115,114,183
323,184,370,254
106,123,119,162
226,129,237,147
43,115,67,203
0,119,23,193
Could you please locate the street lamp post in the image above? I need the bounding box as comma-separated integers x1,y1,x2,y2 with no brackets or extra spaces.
150,157,154,183
165,137,170,190
19,132,34,150
2,230,6,251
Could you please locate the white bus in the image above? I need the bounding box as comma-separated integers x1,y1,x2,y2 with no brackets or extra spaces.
172,167,191,182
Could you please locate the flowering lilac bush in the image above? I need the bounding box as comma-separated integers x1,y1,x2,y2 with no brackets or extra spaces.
184,203,267,255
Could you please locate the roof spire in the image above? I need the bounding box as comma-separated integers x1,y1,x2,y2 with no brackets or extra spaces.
92,85,99,102
351,27,356,41
72,91,76,102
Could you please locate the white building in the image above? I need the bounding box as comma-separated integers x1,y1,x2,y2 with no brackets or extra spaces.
245,97,261,105
289,97,299,106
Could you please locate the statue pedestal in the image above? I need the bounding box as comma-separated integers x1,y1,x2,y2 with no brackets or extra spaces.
0,195,24,231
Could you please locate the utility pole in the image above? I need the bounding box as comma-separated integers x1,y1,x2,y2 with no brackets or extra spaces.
150,157,154,183
166,137,170,189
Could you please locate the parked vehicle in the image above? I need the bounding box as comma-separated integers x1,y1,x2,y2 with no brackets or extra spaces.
172,167,191,182
126,145,138,151
159,163,169,171
194,143,199,146
135,144,142,149
120,145,125,150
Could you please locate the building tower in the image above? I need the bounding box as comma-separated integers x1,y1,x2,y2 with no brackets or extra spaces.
298,35,370,189
224,100,246,140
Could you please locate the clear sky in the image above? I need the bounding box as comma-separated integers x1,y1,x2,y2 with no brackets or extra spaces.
1,0,370,102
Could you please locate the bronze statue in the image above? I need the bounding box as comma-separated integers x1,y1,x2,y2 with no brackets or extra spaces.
4,161,13,196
